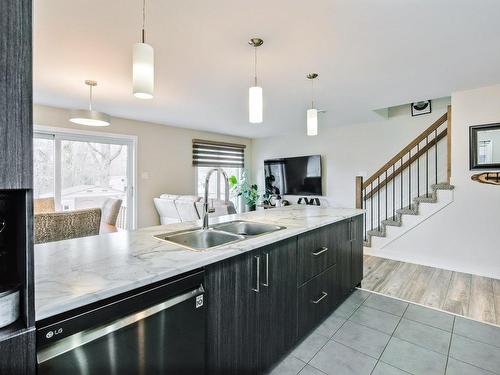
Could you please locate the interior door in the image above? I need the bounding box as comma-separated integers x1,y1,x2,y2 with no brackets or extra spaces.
259,238,298,372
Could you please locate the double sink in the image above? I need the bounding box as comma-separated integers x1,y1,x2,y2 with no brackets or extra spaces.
154,220,286,251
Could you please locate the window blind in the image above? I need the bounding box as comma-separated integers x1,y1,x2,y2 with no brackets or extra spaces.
192,139,245,168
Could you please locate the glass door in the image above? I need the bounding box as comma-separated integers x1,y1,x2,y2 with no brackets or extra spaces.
33,129,136,229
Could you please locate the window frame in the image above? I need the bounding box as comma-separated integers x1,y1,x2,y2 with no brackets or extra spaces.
34,125,138,229
194,166,243,212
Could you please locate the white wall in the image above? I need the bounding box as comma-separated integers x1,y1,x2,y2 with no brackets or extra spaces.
251,98,451,207
380,84,500,279
33,104,252,228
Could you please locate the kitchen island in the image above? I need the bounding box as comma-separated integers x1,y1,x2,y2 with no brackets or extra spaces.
35,205,364,374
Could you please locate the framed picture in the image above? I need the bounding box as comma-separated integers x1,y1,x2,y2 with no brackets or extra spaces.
469,122,500,170
411,100,432,116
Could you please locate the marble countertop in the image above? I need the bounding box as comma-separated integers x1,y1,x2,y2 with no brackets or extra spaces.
35,206,363,321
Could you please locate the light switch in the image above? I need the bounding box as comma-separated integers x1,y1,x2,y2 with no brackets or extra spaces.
141,172,149,180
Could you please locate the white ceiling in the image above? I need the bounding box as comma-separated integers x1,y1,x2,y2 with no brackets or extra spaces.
34,0,500,138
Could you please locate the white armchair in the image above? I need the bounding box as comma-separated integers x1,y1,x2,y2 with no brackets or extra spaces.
153,197,181,224
154,194,236,224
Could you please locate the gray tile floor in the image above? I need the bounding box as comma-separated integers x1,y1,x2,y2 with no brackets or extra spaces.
268,289,500,375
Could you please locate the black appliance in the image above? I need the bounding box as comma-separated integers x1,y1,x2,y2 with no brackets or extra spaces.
264,155,322,196
36,270,206,374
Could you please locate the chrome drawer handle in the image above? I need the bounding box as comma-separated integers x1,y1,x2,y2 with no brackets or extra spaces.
252,256,260,293
262,252,269,287
312,247,328,256
311,291,328,304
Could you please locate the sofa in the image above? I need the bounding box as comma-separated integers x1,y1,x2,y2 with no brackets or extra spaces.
154,194,237,225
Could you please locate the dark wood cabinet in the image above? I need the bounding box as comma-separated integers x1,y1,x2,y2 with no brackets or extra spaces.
206,237,297,374
335,220,353,297
0,329,36,375
297,265,340,338
205,252,260,374
351,215,364,288
337,214,364,296
259,238,298,371
0,1,35,373
205,216,363,374
0,0,33,190
297,225,337,286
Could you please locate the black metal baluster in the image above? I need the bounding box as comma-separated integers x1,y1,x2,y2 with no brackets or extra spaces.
377,176,380,231
426,136,429,197
370,182,373,233
364,187,367,241
417,143,420,198
385,170,388,221
408,150,411,209
400,157,403,210
392,164,395,219
435,129,438,185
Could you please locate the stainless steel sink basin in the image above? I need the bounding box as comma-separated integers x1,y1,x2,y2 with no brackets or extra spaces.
154,229,245,251
211,220,285,236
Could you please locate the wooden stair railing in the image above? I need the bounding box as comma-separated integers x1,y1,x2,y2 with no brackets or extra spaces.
363,128,447,200
355,105,452,243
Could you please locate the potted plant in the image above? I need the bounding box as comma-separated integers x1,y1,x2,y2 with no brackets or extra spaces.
228,171,260,211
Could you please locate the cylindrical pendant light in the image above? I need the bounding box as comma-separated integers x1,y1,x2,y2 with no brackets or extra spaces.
307,108,318,136
248,38,263,124
133,0,154,99
306,73,319,136
69,80,111,127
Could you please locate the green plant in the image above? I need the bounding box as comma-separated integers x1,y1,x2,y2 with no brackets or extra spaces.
229,171,260,207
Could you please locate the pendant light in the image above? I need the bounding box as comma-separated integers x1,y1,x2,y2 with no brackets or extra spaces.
306,73,319,136
69,80,111,126
133,0,154,99
248,38,263,124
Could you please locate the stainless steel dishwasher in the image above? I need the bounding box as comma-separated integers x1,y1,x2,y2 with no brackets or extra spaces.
36,270,206,374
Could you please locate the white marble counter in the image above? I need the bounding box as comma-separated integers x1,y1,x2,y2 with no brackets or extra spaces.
35,206,363,321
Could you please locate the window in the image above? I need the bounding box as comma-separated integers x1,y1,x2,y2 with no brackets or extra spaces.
196,167,243,210
33,135,55,199
33,128,136,229
192,139,245,212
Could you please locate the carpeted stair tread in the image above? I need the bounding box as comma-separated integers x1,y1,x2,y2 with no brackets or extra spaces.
364,183,455,247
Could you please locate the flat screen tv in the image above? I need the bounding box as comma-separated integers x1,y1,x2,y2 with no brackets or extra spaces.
264,155,322,196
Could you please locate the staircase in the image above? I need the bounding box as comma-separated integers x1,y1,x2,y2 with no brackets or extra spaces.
356,106,453,248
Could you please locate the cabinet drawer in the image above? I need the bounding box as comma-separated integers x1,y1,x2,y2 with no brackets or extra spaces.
297,265,340,338
297,225,336,286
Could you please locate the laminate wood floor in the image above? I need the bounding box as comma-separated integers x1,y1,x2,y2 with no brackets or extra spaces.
362,255,500,325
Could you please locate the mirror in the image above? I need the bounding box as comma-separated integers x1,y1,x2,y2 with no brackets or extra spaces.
470,123,500,169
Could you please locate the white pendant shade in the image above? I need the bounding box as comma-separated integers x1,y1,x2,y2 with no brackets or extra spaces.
307,108,318,136
69,109,111,127
69,80,110,127
249,86,263,123
133,42,154,99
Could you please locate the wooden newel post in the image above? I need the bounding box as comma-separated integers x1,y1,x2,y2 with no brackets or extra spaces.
355,176,363,209
447,105,452,183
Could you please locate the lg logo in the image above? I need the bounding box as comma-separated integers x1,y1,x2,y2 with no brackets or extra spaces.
45,328,63,339
195,295,204,309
